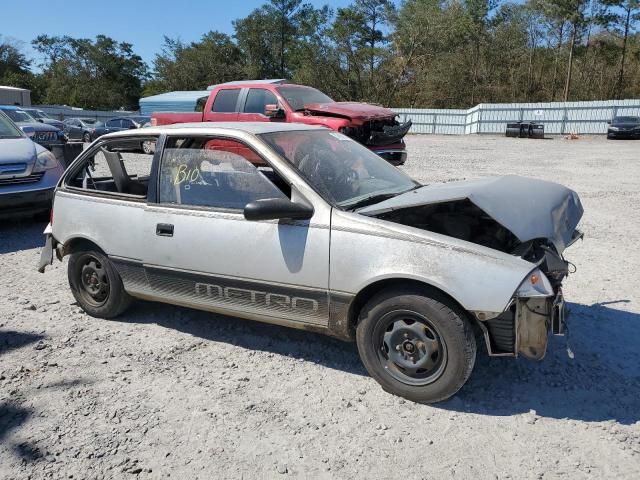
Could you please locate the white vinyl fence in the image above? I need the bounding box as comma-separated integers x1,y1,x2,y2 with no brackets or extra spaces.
394,99,640,135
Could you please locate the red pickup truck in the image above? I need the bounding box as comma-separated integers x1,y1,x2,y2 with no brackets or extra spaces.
150,80,411,165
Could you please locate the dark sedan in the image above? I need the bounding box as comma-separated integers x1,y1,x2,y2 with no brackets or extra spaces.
103,116,151,134
0,106,67,150
64,118,107,142
607,116,640,139
103,116,153,152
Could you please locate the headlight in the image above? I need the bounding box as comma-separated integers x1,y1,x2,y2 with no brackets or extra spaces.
32,149,59,172
609,126,619,131
516,268,554,297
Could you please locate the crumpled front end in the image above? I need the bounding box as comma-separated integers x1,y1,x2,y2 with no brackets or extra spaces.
359,175,584,360
340,119,413,147
477,266,568,360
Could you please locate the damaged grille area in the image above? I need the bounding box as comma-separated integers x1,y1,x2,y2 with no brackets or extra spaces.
485,310,516,354
342,119,412,146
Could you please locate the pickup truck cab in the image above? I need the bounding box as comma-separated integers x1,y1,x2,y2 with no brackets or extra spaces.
150,80,411,165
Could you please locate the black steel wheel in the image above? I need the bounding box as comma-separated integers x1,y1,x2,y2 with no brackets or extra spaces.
375,310,447,386
78,256,110,307
68,249,132,318
356,287,476,403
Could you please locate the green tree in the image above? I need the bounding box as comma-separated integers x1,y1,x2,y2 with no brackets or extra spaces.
32,35,147,110
148,32,244,94
599,0,640,97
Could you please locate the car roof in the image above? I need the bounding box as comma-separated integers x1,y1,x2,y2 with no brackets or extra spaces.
0,105,24,110
102,121,328,138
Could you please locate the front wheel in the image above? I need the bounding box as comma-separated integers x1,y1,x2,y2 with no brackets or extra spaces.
356,287,476,403
68,250,132,318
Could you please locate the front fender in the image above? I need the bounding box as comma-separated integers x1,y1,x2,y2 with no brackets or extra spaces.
330,210,533,314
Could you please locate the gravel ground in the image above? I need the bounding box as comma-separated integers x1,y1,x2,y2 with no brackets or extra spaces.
1,135,639,479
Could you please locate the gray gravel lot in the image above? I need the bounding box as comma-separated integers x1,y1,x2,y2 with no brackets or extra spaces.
1,135,639,479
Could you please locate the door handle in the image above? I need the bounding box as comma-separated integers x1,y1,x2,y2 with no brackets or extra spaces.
156,223,174,237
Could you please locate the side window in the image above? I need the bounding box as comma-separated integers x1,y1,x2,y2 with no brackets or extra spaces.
121,119,134,129
211,89,240,113
243,89,278,114
195,96,207,112
106,119,119,128
65,137,157,198
159,137,289,210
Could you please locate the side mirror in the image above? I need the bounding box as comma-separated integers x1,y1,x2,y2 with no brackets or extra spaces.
37,118,44,123
244,198,313,221
264,103,285,119
20,126,35,138
607,120,611,124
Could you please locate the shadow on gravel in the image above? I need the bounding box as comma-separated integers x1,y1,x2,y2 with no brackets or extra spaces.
0,219,47,255
0,403,31,443
0,403,45,463
114,299,639,423
118,301,367,377
0,330,44,357
440,301,640,425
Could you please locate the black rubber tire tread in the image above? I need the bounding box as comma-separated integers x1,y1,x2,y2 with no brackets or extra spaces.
356,286,476,403
68,250,132,319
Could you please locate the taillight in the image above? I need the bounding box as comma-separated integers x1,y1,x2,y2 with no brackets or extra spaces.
50,207,53,226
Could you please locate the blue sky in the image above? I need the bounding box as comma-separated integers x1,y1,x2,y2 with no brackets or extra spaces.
3,0,355,68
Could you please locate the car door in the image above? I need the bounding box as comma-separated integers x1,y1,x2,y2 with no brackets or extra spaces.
206,88,240,122
140,134,331,327
121,118,136,130
104,119,123,134
237,88,282,122
64,119,82,140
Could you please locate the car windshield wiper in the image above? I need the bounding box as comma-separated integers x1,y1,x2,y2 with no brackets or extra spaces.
343,184,422,211
343,192,402,211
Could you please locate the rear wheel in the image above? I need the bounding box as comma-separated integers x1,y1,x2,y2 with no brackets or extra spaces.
68,250,132,318
356,287,476,403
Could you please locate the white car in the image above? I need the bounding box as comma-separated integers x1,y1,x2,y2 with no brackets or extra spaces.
39,123,583,402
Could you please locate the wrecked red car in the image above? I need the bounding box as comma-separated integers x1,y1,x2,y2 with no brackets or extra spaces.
150,80,411,165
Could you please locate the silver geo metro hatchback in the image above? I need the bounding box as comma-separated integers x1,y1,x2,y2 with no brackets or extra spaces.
39,123,583,403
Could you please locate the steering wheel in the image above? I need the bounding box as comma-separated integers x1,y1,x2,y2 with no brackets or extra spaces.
296,146,360,198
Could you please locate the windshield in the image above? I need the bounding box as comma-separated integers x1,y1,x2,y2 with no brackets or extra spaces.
260,130,417,208
276,86,333,111
1,108,35,123
25,109,43,119
613,116,640,123
0,112,24,138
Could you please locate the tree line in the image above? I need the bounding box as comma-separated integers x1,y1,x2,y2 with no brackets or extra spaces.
1,0,639,110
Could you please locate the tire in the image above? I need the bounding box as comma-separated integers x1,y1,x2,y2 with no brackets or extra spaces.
83,132,91,143
68,249,132,318
356,287,476,403
142,140,154,154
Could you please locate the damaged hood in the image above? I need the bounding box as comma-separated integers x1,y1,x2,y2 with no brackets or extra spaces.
303,102,397,121
359,175,583,252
